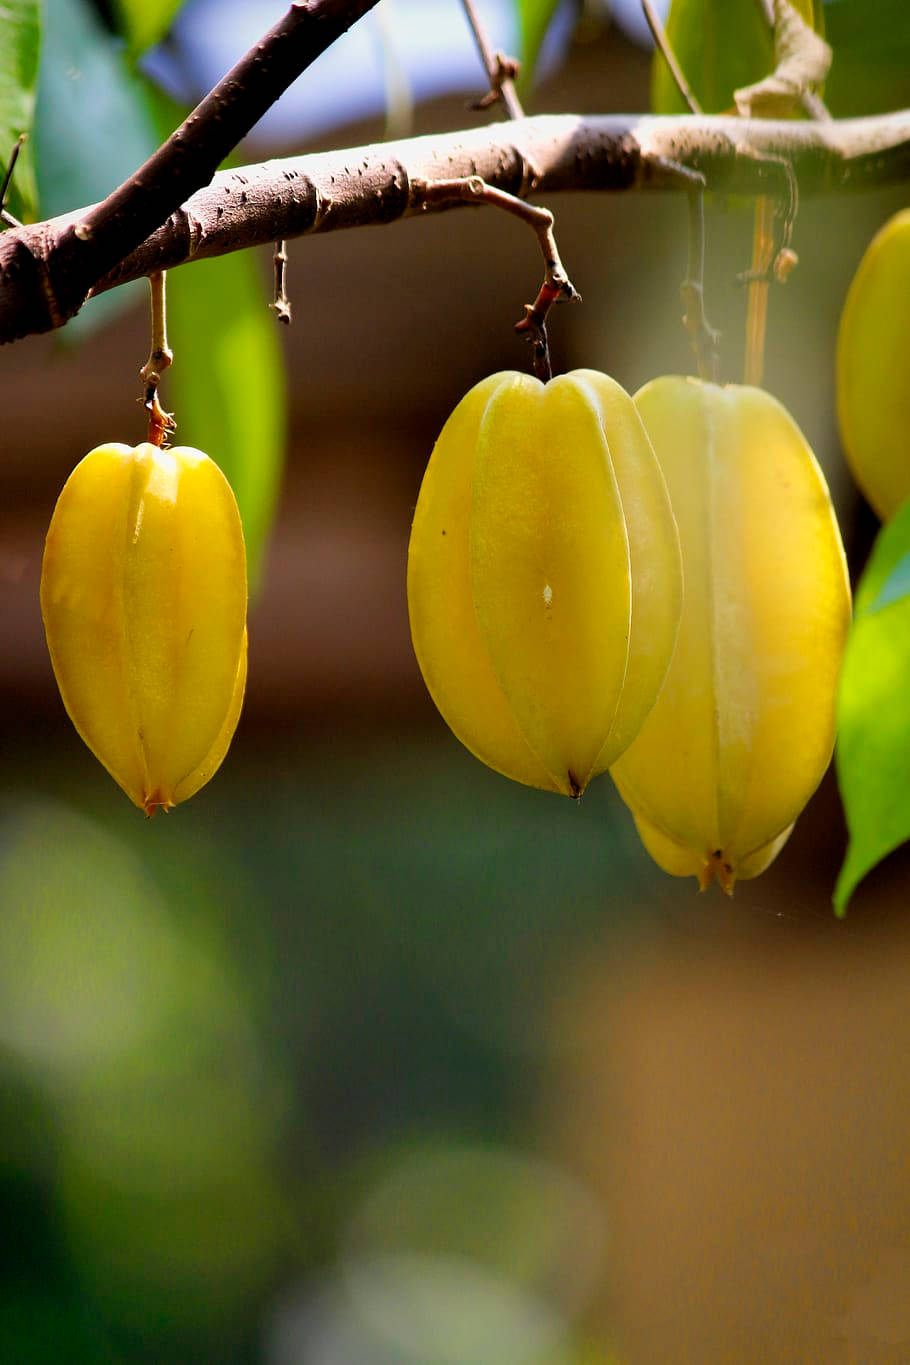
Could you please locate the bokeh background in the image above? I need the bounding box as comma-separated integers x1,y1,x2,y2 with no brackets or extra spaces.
2,2,910,1361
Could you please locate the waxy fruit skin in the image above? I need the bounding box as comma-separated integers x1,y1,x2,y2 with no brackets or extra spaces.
407,369,682,796
611,377,852,892
837,208,910,520
41,443,248,814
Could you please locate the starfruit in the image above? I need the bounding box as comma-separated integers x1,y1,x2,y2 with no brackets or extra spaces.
41,442,248,814
837,207,910,521
611,377,851,892
407,369,683,797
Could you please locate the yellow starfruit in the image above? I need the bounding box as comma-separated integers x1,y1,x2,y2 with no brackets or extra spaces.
837,207,910,520
407,369,683,797
40,442,248,814
611,377,852,892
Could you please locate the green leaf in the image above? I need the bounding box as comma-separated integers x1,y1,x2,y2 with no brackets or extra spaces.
650,0,822,115
0,0,41,221
823,0,910,117
166,252,287,597
34,0,159,340
516,0,562,92
834,500,910,912
111,0,185,62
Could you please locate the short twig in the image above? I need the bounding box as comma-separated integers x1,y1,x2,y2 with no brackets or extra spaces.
138,271,175,447
460,0,524,120
641,0,703,115
270,239,292,324
414,175,578,382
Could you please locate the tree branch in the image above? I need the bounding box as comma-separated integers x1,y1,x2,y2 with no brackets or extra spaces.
0,0,381,340
3,109,910,345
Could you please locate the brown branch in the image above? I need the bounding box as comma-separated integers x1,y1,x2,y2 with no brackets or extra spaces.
3,110,910,346
0,0,381,338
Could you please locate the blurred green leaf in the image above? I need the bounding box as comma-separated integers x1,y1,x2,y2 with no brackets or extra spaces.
650,0,821,114
167,251,287,596
0,0,40,221
111,0,184,61
824,0,910,116
516,0,562,91
835,500,910,911
34,0,159,340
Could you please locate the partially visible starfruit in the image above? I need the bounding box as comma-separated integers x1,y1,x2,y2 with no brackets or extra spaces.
837,207,910,520
41,442,248,814
611,377,851,892
407,369,683,797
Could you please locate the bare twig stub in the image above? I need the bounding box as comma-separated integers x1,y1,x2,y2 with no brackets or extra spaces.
271,239,292,324
3,109,910,346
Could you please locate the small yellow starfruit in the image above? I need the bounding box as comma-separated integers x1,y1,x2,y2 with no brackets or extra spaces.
611,377,852,891
40,442,248,814
837,207,910,520
407,369,683,797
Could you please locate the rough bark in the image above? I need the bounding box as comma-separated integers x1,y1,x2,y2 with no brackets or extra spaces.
3,107,910,345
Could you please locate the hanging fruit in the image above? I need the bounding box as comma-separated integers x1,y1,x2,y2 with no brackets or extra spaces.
837,207,910,520
407,369,682,797
611,376,851,892
41,442,248,814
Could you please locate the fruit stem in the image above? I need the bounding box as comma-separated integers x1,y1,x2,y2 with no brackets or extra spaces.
0,133,26,229
413,175,579,381
139,270,175,447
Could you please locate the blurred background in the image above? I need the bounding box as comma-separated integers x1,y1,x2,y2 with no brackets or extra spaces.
3,1,910,1361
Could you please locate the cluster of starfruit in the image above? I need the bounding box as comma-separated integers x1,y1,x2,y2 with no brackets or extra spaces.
408,369,851,892
41,442,247,815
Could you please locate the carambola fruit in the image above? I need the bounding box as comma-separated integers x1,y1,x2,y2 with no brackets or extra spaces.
407,369,683,797
611,377,852,892
41,442,248,814
837,207,910,520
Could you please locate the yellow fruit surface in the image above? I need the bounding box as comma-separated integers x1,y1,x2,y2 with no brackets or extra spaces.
837,207,910,520
41,442,248,813
611,378,851,891
407,370,682,796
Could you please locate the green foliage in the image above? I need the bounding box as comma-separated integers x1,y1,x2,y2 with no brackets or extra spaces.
650,0,821,114
34,0,159,338
167,252,287,598
835,500,910,911
111,0,184,61
516,0,562,92
0,0,40,222
823,0,910,116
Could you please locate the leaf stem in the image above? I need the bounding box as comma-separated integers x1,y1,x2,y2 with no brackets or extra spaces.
641,0,703,114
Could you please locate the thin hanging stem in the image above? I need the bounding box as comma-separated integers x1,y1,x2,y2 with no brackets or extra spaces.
650,156,719,380
413,174,578,382
138,271,175,447
270,239,292,324
641,0,703,114
460,0,524,119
